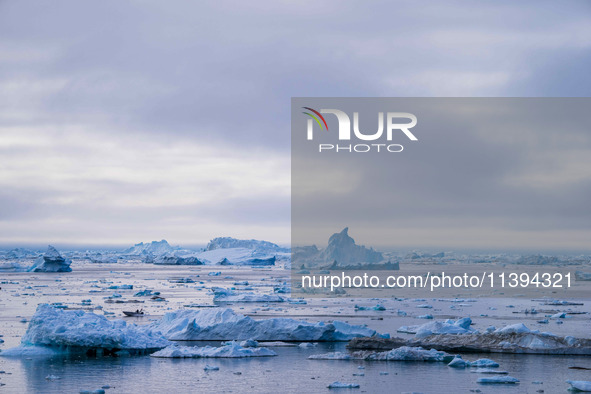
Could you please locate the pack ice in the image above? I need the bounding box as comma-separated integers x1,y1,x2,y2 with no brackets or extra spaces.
27,246,72,273
212,287,285,303
151,341,277,358
0,304,170,356
309,346,453,363
150,308,381,341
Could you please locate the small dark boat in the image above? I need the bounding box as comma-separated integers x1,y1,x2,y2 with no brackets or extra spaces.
123,309,145,317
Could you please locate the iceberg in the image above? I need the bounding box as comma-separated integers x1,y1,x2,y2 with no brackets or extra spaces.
447,356,467,368
575,271,591,281
0,304,169,356
150,341,276,358
468,358,499,368
397,317,477,338
123,240,177,256
153,255,204,266
567,380,591,392
350,322,591,355
27,246,72,273
198,248,277,266
206,237,288,253
149,307,379,341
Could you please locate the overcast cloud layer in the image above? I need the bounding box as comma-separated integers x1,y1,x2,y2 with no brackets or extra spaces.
0,1,590,248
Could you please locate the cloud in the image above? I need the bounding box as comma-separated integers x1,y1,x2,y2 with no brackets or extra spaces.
0,1,590,246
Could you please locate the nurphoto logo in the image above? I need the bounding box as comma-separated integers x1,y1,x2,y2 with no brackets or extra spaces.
302,107,418,153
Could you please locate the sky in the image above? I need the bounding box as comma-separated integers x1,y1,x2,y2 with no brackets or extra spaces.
0,1,590,249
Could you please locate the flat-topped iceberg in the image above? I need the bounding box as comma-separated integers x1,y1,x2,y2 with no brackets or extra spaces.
206,236,288,252
150,307,381,341
27,246,72,273
0,304,170,356
151,341,276,358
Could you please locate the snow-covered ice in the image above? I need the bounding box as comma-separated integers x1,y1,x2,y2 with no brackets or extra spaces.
398,317,477,338
149,307,380,341
0,304,169,356
150,341,276,358
567,380,591,392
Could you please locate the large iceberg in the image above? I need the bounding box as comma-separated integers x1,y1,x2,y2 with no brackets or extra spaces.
198,248,277,266
151,341,276,358
123,240,176,256
150,308,380,341
292,228,395,269
0,304,170,356
206,237,288,253
27,246,72,273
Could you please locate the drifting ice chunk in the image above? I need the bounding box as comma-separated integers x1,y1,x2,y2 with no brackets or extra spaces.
447,356,467,368
477,376,519,384
150,308,379,341
567,380,591,392
328,381,360,389
150,341,276,358
0,304,169,356
27,246,72,273
468,358,499,368
308,352,354,360
212,288,285,303
575,271,591,281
